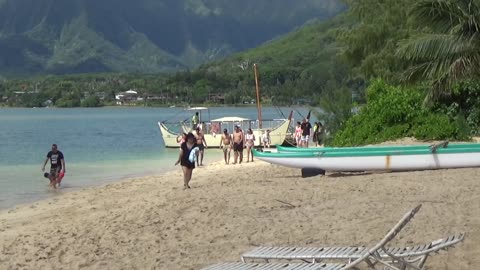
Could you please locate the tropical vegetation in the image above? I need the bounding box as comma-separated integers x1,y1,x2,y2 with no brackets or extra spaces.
328,0,480,145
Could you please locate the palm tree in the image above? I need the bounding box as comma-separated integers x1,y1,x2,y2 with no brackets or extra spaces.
397,0,480,103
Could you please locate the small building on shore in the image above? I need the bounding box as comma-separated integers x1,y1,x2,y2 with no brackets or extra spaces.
115,89,138,105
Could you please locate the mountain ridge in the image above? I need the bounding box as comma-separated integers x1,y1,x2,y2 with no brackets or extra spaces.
0,0,344,76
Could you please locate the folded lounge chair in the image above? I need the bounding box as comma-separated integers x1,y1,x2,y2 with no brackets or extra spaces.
203,204,444,270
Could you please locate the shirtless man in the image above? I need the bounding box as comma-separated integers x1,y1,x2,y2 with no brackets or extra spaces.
195,127,207,166
232,125,244,164
219,128,233,164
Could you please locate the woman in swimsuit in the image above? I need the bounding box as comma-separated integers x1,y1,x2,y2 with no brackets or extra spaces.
175,132,198,189
294,121,302,147
245,128,256,162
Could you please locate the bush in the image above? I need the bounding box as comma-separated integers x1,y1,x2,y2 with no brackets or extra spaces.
81,96,102,107
332,79,468,146
411,113,459,140
55,97,81,107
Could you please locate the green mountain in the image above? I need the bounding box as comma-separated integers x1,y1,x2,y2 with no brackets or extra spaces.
188,14,353,105
0,0,344,76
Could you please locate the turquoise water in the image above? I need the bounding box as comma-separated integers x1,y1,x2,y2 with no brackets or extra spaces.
0,106,309,209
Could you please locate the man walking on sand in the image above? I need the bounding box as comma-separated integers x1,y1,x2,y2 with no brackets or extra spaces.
300,118,312,148
42,144,66,189
232,125,244,164
195,126,207,166
220,128,233,164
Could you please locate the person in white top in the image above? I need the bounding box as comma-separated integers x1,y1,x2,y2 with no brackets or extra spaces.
245,128,256,162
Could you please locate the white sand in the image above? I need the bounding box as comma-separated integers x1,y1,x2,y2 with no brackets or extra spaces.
0,142,478,269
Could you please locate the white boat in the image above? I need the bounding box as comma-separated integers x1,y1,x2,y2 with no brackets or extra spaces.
253,146,480,172
158,112,292,148
158,64,293,148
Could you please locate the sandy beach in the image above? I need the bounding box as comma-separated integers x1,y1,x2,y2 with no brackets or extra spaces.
1,144,479,269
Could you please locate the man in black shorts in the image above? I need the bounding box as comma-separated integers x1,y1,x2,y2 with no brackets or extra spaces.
42,143,66,189
301,118,312,148
232,125,244,164
195,127,207,166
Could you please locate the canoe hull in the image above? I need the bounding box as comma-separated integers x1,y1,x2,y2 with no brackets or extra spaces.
276,143,480,153
255,151,480,172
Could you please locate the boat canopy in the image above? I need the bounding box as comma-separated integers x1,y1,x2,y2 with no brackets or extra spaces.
210,116,252,122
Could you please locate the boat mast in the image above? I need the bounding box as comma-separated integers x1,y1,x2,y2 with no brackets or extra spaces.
253,63,263,128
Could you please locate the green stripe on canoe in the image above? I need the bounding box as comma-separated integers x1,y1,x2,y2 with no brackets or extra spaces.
254,146,480,158
276,142,480,153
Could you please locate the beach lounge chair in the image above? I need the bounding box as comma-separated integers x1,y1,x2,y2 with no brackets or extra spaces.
202,262,347,269
202,204,434,270
241,234,464,267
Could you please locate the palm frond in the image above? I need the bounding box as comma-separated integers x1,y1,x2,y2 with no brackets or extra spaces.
397,34,472,61
411,0,469,33
401,0,480,103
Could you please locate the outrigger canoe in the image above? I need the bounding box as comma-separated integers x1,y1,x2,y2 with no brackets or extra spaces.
253,145,480,172
276,141,480,153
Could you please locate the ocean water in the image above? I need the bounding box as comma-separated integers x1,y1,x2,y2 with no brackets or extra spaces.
0,106,310,209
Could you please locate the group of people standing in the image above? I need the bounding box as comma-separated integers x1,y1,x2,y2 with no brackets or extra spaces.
176,112,324,190
219,125,259,165
294,118,324,147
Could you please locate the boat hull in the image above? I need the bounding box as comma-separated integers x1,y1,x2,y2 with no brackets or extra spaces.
276,142,480,153
253,148,480,172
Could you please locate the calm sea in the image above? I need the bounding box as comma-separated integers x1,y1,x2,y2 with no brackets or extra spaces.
0,106,310,209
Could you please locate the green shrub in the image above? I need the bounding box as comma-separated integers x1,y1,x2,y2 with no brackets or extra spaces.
55,96,81,107
81,96,102,107
332,79,467,146
411,113,458,140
